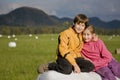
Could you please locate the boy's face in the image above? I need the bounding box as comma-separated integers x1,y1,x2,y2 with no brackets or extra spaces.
82,29,93,42
74,23,85,33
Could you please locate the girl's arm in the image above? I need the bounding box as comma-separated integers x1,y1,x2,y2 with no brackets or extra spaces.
95,39,112,67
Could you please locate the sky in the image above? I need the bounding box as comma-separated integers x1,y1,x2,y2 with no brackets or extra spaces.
0,0,120,21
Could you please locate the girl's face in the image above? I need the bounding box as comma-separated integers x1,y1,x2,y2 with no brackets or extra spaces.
74,23,85,33
83,29,93,42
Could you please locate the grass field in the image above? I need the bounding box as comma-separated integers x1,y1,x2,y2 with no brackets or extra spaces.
0,34,120,80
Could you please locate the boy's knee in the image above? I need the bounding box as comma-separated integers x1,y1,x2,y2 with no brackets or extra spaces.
80,60,95,72
58,65,72,74
62,67,72,74
64,70,72,74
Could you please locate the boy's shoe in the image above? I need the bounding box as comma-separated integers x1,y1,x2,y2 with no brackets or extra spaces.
37,63,49,74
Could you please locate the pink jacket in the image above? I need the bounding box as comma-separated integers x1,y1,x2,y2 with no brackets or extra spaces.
81,39,113,71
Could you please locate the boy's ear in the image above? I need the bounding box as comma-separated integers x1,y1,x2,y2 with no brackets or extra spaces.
73,23,75,26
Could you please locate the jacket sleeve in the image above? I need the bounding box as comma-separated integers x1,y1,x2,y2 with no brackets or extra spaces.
95,39,112,67
58,32,77,65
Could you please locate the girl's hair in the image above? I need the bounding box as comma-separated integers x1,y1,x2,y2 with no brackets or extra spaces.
85,25,96,34
73,14,89,27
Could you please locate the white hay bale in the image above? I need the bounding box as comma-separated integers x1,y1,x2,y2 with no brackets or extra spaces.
29,34,32,37
115,48,120,54
0,34,2,37
15,38,18,41
36,71,120,80
36,71,101,80
12,34,15,38
8,42,16,47
117,35,119,37
113,35,115,37
108,36,112,40
35,36,38,39
8,35,11,39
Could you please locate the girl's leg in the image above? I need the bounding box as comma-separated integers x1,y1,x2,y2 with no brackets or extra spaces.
96,66,116,80
108,59,120,78
75,57,95,72
48,56,72,74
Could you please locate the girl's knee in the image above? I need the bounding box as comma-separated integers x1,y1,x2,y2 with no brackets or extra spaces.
108,59,120,77
96,68,116,80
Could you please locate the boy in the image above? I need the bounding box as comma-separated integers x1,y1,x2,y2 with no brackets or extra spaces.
38,14,94,74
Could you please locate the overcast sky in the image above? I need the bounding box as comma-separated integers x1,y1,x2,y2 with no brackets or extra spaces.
0,0,120,21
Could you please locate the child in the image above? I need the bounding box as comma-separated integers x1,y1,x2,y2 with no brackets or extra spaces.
37,14,94,74
81,25,120,80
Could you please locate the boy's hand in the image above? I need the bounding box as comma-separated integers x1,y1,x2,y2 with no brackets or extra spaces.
92,33,98,41
73,64,81,73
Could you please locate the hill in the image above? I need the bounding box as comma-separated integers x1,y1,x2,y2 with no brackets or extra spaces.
0,6,120,29
0,7,59,26
89,17,120,29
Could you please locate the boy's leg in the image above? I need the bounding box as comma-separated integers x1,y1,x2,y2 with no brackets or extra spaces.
75,57,95,72
108,59,120,78
96,66,116,80
48,57,72,74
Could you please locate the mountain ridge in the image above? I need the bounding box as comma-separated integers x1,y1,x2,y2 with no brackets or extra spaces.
0,6,120,29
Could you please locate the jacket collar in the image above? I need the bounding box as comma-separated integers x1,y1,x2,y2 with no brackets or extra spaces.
69,26,79,35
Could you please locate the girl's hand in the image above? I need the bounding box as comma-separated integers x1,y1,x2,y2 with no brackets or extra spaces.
73,64,81,73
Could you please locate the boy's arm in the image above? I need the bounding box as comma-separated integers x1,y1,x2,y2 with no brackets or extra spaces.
73,64,81,73
92,33,99,41
59,32,77,66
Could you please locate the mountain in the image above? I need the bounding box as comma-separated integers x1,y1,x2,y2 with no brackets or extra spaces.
0,6,120,29
89,17,107,28
50,15,72,23
0,7,59,26
89,17,120,29
107,20,120,28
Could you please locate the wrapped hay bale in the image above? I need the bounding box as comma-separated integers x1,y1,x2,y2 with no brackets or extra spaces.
36,71,120,80
8,42,16,48
115,48,120,54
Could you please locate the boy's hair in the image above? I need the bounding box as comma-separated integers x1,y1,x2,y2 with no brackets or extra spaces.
85,25,96,34
73,14,89,27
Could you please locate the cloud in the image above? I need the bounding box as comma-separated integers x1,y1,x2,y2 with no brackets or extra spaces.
0,1,23,14
0,1,9,14
56,0,120,21
0,0,120,21
49,10,57,16
10,3,22,10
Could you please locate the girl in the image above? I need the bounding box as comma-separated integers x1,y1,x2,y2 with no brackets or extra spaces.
81,25,120,80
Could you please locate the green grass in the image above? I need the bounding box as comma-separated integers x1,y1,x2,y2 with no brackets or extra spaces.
99,35,120,62
0,34,120,80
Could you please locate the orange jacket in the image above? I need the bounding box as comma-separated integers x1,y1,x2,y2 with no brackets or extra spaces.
57,26,83,66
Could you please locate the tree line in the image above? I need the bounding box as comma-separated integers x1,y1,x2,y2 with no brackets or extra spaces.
0,25,120,35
